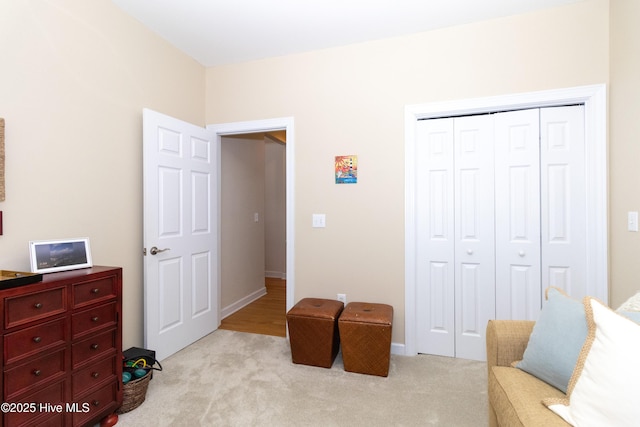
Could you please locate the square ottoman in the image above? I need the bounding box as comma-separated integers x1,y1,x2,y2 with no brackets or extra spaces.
338,302,393,377
286,298,344,368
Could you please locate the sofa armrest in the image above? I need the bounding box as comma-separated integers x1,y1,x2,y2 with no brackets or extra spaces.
486,320,535,370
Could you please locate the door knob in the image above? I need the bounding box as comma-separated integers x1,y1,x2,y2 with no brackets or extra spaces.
150,246,170,255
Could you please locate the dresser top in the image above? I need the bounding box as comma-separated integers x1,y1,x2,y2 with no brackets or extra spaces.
40,266,121,283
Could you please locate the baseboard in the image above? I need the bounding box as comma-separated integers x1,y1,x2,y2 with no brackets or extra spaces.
265,271,286,280
221,287,267,319
391,342,405,356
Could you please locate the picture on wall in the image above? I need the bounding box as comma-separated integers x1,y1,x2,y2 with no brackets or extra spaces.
1,118,5,201
335,155,358,184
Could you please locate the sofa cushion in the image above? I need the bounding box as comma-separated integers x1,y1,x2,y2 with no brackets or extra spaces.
489,366,569,427
515,287,587,393
543,298,640,427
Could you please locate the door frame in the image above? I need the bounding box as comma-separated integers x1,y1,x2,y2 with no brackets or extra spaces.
404,84,607,356
207,117,296,318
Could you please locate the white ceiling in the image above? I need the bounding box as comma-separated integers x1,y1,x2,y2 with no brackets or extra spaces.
111,0,582,67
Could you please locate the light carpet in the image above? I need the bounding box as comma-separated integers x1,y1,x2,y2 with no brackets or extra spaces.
116,330,488,426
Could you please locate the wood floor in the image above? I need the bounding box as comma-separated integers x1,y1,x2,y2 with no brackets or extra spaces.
219,277,286,337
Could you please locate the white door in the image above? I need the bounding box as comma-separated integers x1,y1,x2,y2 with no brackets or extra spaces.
494,109,541,320
540,105,587,297
143,108,218,361
454,115,496,361
415,117,455,357
415,105,587,361
415,115,496,360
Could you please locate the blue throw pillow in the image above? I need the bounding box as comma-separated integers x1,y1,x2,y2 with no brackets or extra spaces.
515,287,587,393
516,288,640,393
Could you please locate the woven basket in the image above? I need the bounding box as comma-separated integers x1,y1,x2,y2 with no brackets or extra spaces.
117,372,151,414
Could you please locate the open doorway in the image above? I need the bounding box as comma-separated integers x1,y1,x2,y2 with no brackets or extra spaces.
217,131,287,337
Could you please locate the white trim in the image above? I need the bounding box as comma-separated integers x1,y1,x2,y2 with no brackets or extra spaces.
391,342,405,356
207,117,296,320
221,286,268,319
404,85,608,356
265,270,287,280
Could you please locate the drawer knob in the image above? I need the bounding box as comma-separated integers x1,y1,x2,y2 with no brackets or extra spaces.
91,316,99,322
34,302,43,309
92,400,100,407
91,288,100,294
91,343,99,350
33,336,42,343
33,369,41,377
92,372,100,379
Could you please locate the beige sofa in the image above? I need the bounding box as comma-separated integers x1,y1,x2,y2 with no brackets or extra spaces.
486,320,570,427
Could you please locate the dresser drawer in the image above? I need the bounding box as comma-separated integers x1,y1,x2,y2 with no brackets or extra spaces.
73,381,118,427
5,287,66,329
5,412,66,427
4,380,66,427
72,302,117,339
72,276,117,309
4,318,67,365
4,349,66,399
72,355,117,398
72,329,116,368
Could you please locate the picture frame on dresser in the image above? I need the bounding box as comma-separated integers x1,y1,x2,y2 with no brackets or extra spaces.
29,237,93,274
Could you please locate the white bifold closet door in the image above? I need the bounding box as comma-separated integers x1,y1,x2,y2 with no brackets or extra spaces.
415,105,585,361
494,109,541,321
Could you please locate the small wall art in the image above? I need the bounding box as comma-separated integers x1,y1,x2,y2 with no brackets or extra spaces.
335,155,357,184
0,118,4,201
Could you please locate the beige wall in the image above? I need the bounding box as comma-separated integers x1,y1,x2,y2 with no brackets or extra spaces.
4,0,639,351
0,0,205,349
610,0,640,306
206,0,610,344
220,135,266,312
264,140,287,279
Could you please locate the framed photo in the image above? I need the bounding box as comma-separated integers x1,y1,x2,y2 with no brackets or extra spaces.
29,238,93,274
335,155,358,184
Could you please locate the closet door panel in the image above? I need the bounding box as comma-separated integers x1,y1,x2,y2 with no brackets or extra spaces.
540,106,587,298
460,263,480,335
494,109,541,320
415,118,455,357
454,115,495,361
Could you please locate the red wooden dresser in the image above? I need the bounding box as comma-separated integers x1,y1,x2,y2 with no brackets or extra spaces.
1,266,123,426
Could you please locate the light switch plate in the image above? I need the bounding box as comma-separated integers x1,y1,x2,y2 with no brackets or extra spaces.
628,211,638,232
312,214,326,228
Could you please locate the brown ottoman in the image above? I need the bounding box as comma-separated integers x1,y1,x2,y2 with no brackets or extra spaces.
338,302,393,377
286,298,344,368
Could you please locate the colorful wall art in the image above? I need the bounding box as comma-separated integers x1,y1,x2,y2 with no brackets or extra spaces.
335,155,357,184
